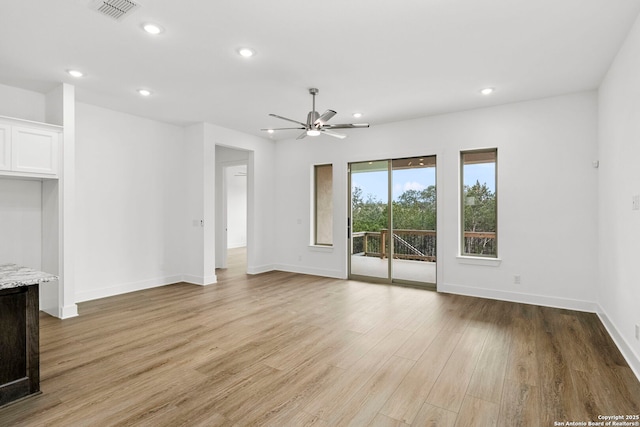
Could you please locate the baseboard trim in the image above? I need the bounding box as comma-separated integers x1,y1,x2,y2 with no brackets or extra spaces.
246,264,275,275
439,282,597,313
59,304,79,319
182,274,217,286
75,275,183,303
41,304,78,319
596,305,640,382
273,264,346,279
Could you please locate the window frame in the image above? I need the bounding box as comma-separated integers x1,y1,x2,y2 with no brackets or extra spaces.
313,163,333,247
460,148,498,258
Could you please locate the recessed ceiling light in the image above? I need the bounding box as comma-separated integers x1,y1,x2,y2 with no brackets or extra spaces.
137,89,152,96
352,112,363,118
238,47,255,58
67,69,84,78
143,23,163,35
480,87,495,95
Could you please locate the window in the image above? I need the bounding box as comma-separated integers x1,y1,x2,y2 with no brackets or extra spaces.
461,149,497,257
314,164,333,246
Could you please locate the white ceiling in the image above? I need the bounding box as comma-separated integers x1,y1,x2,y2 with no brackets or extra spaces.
1,0,639,140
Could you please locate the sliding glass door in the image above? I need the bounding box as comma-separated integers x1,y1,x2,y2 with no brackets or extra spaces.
349,160,390,280
349,156,436,288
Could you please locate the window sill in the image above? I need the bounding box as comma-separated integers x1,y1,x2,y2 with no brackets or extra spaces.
309,245,334,253
456,256,502,267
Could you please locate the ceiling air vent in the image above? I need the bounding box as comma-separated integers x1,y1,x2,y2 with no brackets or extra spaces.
90,0,140,21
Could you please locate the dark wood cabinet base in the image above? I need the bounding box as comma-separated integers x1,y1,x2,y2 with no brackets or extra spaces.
0,285,40,407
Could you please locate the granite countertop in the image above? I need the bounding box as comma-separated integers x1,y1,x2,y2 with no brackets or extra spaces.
0,263,57,290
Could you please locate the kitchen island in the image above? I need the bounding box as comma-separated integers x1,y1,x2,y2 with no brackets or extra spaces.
0,264,56,407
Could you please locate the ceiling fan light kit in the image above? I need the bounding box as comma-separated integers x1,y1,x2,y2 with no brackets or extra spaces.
261,88,369,140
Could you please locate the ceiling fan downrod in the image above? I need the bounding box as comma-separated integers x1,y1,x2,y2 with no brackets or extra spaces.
309,87,319,115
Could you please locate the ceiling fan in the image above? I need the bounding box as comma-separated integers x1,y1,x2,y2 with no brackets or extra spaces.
261,88,369,140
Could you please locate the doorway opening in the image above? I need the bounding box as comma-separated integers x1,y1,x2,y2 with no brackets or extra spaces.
215,145,250,274
225,164,247,271
348,156,436,288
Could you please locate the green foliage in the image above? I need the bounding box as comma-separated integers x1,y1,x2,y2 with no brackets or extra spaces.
463,180,496,232
392,186,436,231
351,180,496,257
352,181,495,234
351,186,388,232
351,185,437,232
462,180,496,255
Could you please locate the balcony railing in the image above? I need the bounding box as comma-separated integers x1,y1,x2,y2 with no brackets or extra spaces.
351,229,436,261
351,229,496,260
462,231,496,256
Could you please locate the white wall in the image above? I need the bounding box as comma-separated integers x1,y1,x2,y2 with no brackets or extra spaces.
598,13,640,378
0,179,42,268
183,123,207,283
74,103,186,301
0,83,46,122
274,91,599,310
0,83,603,318
226,165,247,248
0,85,276,298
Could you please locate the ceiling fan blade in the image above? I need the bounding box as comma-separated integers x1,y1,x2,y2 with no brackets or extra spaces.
314,109,337,127
322,129,347,139
269,113,306,127
260,127,305,131
296,131,308,140
323,123,370,129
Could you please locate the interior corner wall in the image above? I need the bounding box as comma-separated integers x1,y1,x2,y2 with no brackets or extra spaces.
273,91,599,309
0,83,46,122
597,12,640,379
74,102,187,301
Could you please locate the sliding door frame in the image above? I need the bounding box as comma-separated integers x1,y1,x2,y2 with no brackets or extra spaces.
347,156,437,290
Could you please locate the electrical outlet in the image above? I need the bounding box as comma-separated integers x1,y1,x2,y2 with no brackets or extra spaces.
636,324,639,341
633,195,640,211
514,275,521,285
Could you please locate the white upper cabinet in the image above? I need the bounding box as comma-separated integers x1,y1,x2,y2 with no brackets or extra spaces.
0,117,61,179
11,127,58,176
0,124,10,171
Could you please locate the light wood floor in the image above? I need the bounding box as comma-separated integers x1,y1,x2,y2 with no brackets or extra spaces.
1,249,639,426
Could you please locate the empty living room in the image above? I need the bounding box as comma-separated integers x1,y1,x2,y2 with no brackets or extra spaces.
1,1,639,426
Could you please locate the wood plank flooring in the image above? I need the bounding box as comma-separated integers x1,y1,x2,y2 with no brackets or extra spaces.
1,249,639,426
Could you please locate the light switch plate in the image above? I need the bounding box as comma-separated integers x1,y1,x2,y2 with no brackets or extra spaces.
633,195,640,211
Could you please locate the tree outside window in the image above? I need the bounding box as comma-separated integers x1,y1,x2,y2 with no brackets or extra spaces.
461,149,497,257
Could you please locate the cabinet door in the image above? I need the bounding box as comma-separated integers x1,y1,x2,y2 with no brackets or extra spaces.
0,124,10,171
11,126,58,176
